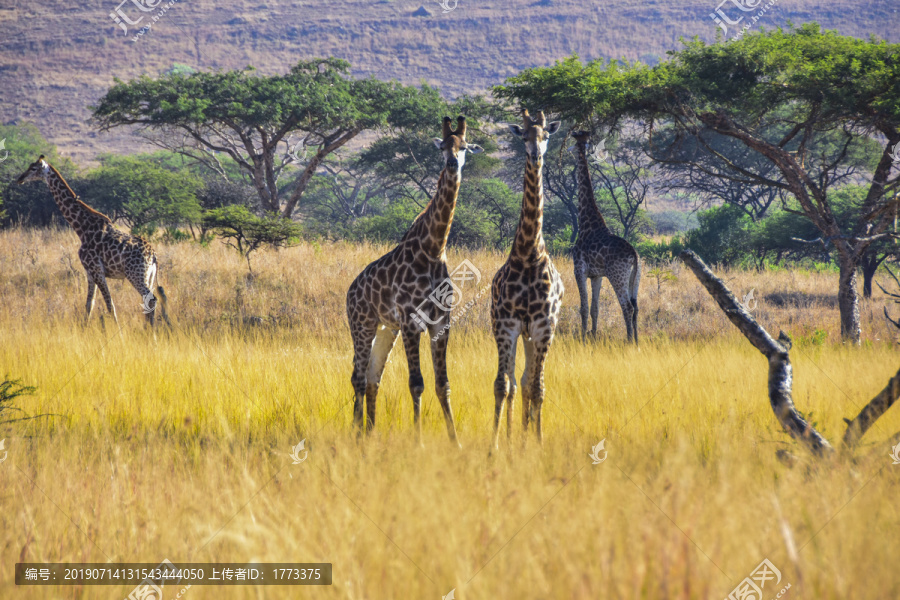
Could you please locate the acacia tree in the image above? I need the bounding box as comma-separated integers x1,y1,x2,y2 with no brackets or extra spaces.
202,206,302,274
497,24,900,343
356,94,498,209
92,58,442,219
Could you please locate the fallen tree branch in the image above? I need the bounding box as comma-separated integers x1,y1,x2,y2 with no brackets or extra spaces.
679,250,835,456
792,233,900,247
842,366,900,447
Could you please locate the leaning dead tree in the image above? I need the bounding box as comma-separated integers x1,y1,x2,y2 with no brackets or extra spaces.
680,250,900,458
876,265,900,329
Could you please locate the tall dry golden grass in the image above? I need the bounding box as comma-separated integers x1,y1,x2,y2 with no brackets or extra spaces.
0,227,899,599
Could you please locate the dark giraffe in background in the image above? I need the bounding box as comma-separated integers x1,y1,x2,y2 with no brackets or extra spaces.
16,156,170,327
570,131,641,343
490,110,564,449
346,117,483,445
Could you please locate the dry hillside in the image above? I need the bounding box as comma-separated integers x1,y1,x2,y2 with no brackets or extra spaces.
0,0,896,165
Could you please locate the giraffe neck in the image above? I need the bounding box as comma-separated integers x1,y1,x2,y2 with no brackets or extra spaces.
575,145,610,235
401,166,461,259
44,165,110,239
510,158,548,263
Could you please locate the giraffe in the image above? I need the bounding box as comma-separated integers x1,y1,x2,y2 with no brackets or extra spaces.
570,131,641,343
16,156,170,327
346,116,483,445
490,110,564,449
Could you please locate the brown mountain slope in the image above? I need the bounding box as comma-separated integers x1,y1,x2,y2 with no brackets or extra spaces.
0,0,896,165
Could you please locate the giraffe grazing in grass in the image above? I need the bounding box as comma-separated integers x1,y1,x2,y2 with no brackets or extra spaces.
490,110,564,449
16,156,170,327
571,131,641,343
346,117,483,445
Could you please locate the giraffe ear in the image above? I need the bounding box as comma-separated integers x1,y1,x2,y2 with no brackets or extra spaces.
508,124,524,138
465,144,484,154
545,121,561,135
433,138,444,150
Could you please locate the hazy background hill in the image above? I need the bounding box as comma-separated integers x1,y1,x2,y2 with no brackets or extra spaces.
0,0,897,165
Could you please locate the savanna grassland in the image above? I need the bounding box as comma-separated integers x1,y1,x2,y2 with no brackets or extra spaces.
1,227,899,599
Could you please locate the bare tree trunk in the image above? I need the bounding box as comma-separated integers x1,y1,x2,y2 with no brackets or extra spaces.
679,250,835,456
860,251,885,299
837,254,862,344
280,128,362,219
842,366,900,447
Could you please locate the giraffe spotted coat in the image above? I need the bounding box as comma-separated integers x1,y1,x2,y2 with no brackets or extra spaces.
346,117,482,444
490,110,563,449
16,156,169,326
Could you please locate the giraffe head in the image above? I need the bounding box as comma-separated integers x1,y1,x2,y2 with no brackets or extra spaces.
432,116,483,176
571,130,591,151
16,155,50,184
508,109,560,165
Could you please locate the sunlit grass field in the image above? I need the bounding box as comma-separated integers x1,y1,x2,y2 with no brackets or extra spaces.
1,227,899,599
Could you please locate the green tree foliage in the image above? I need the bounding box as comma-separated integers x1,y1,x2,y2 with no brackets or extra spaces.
497,24,900,342
85,155,202,235
0,123,79,226
202,206,302,273
92,58,451,218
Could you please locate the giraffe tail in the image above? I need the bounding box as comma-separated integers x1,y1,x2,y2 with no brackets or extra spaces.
629,254,640,344
156,284,171,326
629,254,641,306
151,257,171,326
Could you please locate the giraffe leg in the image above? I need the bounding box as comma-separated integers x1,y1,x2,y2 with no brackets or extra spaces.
505,337,518,443
631,298,639,345
84,273,97,323
491,321,519,451
428,323,460,447
611,275,635,343
400,328,425,445
350,323,377,435
574,267,590,340
590,277,602,337
365,325,399,434
630,260,640,346
528,337,551,446
521,336,535,434
93,272,118,326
